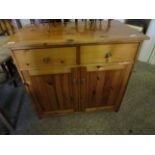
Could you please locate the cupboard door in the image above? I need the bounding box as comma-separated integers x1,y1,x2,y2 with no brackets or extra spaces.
22,68,79,116
80,63,132,112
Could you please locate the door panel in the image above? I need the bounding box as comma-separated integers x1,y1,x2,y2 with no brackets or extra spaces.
24,68,79,115
21,64,132,116
80,64,131,111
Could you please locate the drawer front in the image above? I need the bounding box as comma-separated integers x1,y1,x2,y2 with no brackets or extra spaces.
14,47,76,68
80,43,139,64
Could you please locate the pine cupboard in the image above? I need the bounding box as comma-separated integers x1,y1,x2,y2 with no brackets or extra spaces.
6,20,149,117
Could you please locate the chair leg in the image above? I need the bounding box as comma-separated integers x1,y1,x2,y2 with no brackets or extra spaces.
1,63,9,79
0,111,14,131
4,59,18,87
7,59,18,87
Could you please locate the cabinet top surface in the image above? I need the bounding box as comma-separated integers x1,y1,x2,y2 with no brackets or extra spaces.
6,20,149,50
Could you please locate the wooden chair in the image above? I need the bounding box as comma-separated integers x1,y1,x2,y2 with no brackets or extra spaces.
0,37,21,133
1,57,18,87
0,61,22,133
0,38,18,87
0,20,14,36
0,73,14,132
28,19,112,33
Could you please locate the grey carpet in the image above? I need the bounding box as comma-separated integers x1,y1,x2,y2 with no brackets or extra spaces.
1,61,155,135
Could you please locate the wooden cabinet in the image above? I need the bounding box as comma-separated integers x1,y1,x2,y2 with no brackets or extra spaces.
6,20,148,117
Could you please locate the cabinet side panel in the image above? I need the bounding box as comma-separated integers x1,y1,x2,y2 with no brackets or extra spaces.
21,71,43,117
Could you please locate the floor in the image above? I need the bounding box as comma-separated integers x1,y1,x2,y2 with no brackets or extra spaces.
0,60,155,135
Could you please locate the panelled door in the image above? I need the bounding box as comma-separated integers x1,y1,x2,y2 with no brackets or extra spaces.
80,63,132,112
22,67,80,116
22,63,132,116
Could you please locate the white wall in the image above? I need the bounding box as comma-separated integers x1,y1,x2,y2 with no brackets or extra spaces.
138,19,155,64
117,19,125,23
20,19,30,26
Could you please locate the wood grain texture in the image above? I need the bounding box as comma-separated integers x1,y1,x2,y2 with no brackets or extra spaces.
80,64,129,112
21,68,79,116
114,64,133,111
80,43,139,64
21,71,43,117
5,20,148,50
29,66,71,76
13,47,76,68
71,67,80,111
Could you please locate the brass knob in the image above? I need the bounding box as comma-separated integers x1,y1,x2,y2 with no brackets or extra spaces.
96,66,103,70
105,52,112,59
43,56,50,64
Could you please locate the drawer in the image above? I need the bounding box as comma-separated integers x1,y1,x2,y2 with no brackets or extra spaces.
14,47,76,68
80,43,139,64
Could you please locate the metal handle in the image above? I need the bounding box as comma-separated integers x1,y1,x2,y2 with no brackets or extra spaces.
80,78,86,85
105,52,112,59
43,56,50,64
